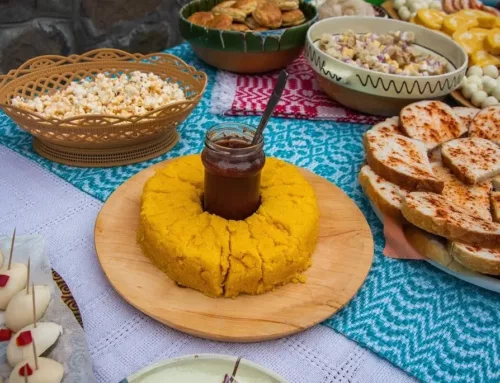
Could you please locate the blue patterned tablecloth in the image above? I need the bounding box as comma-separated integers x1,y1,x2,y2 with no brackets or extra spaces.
1,43,499,383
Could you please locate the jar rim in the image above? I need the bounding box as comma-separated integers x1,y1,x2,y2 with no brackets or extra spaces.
205,123,263,154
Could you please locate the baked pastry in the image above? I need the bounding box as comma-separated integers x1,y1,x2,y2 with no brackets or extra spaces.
230,23,251,31
399,101,467,151
363,129,444,193
213,6,247,23
269,0,300,11
233,0,259,15
138,155,319,298
441,137,500,185
401,191,500,248
207,13,234,29
252,2,283,29
212,0,236,12
282,9,306,26
188,11,215,26
244,16,263,29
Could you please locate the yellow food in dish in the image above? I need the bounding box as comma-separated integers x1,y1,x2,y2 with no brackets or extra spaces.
409,8,500,67
453,27,489,56
466,10,497,29
470,50,500,67
137,155,319,298
414,9,446,31
484,28,500,55
442,14,478,36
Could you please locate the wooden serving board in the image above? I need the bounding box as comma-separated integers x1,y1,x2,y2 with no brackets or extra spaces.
94,157,374,342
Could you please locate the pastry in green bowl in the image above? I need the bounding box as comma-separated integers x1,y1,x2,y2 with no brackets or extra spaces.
179,0,318,73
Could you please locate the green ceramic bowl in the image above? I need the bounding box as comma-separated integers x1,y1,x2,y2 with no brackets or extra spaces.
179,0,318,73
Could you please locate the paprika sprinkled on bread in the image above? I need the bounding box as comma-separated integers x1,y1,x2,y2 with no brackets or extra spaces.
363,129,444,193
402,191,500,248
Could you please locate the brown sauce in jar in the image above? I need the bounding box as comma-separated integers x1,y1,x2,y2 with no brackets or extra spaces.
201,125,265,221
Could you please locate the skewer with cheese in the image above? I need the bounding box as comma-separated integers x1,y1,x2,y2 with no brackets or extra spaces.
5,285,51,332
0,230,28,309
7,322,63,366
0,263,28,309
10,358,63,383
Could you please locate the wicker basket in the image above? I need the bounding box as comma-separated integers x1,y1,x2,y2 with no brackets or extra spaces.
0,49,207,167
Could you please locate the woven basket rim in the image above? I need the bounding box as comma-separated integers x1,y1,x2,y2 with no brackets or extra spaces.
0,48,208,127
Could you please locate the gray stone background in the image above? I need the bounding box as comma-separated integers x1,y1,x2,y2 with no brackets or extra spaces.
0,0,191,74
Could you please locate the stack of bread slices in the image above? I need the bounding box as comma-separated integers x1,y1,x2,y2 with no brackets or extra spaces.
359,101,500,276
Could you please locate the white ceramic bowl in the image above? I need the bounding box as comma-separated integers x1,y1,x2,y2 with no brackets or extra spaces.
305,17,468,116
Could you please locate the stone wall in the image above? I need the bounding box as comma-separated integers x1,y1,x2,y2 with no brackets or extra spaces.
0,0,191,74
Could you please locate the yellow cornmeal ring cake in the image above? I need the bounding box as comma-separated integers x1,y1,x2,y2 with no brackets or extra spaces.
137,155,319,298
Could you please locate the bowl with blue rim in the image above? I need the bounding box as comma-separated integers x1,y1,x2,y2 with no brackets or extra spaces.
179,0,318,73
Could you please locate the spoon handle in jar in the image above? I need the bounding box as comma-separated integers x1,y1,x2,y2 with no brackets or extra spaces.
252,70,288,145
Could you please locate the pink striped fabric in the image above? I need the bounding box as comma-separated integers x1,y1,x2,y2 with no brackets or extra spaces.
221,55,385,124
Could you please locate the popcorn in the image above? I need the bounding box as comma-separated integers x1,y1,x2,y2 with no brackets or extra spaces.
10,71,186,119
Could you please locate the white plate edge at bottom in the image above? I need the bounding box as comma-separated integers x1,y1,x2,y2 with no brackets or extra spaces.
368,201,500,294
121,354,290,383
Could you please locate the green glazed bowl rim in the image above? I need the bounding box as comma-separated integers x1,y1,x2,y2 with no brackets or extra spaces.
179,0,318,38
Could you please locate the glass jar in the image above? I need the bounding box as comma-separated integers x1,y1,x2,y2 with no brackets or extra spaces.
201,123,265,221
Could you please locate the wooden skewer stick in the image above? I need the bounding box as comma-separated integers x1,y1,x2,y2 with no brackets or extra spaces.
32,283,37,329
24,370,28,383
8,228,16,270
26,258,31,295
32,336,39,370
229,357,242,383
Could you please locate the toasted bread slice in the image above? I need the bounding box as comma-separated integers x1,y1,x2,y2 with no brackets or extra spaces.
363,130,444,193
401,192,500,248
469,105,500,145
404,225,473,273
369,117,402,136
449,242,500,275
432,162,492,221
492,191,500,222
400,101,467,151
494,175,500,190
452,106,480,130
441,137,500,185
359,165,409,220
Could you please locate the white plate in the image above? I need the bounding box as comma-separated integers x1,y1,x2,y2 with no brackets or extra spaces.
120,354,289,383
369,202,500,294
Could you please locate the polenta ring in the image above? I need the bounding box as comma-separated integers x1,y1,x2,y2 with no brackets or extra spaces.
137,154,319,298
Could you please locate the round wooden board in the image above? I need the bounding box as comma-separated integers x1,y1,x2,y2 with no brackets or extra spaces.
94,157,374,342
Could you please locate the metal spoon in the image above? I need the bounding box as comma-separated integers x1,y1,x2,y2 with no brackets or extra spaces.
251,70,289,145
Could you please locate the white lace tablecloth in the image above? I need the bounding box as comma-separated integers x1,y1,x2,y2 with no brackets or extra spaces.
0,145,416,383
